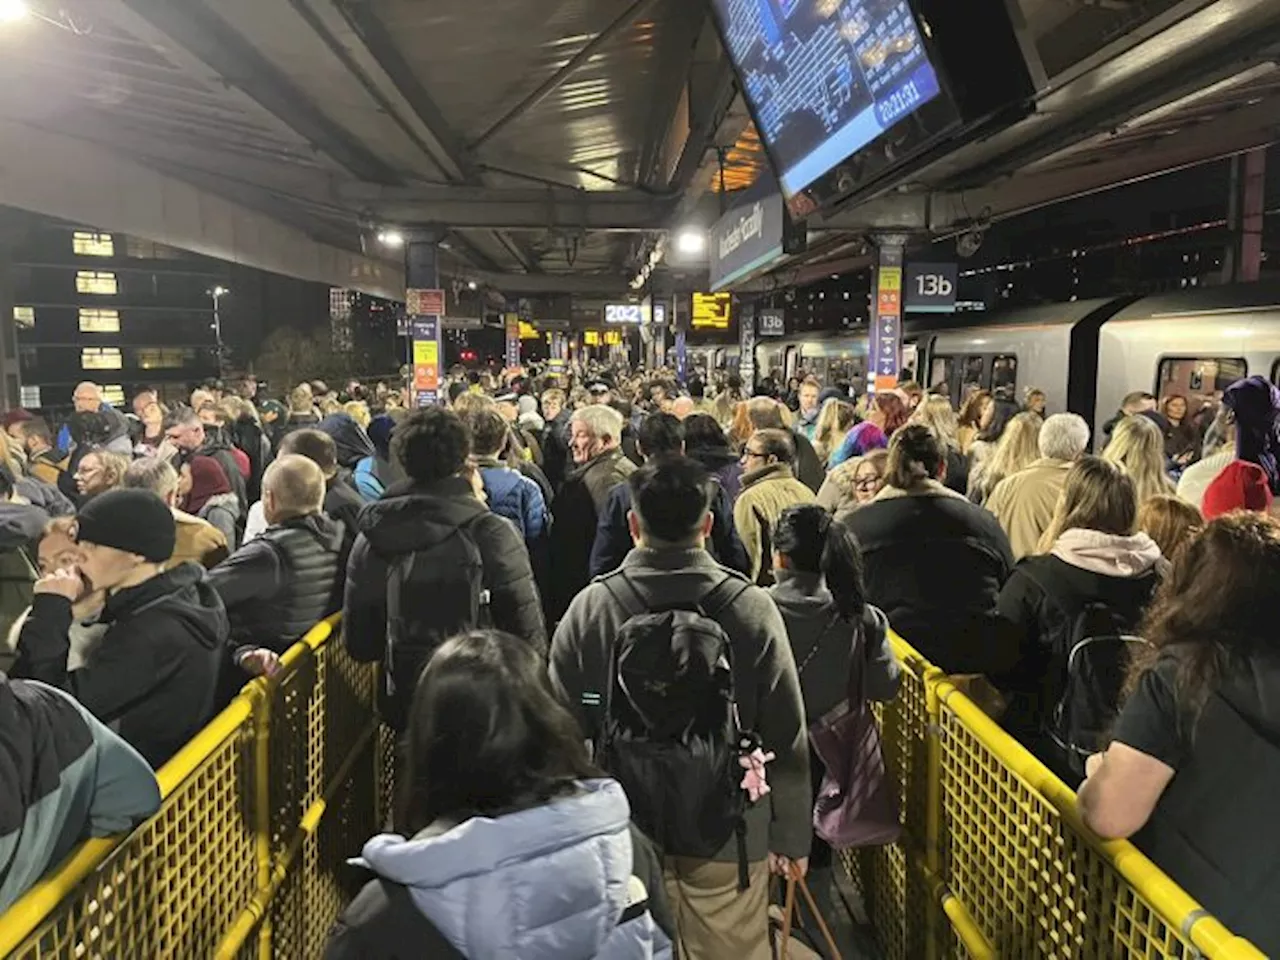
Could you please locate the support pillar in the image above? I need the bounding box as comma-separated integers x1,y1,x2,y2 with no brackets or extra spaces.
0,247,18,412
739,296,757,391
1223,147,1266,284
405,235,444,406
871,235,907,393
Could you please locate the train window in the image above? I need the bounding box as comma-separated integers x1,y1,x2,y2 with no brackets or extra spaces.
1156,357,1246,418
929,356,954,395
961,356,986,399
991,355,1018,403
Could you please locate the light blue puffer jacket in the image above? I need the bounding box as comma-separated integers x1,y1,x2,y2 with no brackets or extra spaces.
355,779,672,960
478,461,549,541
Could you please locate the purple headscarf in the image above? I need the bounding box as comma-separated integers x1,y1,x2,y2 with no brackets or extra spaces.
1223,375,1280,495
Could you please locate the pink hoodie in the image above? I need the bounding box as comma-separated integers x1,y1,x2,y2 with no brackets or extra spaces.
1051,528,1163,578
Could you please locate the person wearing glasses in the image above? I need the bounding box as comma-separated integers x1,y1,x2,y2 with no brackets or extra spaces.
733,429,816,585
816,449,889,521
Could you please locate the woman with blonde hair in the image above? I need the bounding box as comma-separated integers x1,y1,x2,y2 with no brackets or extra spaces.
910,395,969,494
997,456,1163,779
343,400,372,430
813,398,857,464
817,449,889,519
1103,415,1176,505
968,411,1043,505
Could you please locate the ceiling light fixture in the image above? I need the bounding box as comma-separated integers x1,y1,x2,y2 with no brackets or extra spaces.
675,228,706,256
0,0,28,24
377,229,405,248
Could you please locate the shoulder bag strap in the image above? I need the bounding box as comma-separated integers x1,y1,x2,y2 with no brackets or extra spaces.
796,609,844,677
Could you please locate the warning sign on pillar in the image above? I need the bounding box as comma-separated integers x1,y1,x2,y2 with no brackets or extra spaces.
873,247,904,392
406,288,445,317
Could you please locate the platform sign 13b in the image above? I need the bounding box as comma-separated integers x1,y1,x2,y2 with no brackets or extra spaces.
905,263,958,314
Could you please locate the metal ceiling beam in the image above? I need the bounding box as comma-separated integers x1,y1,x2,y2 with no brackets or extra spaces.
469,0,658,150
493,231,543,273
309,0,483,184
669,57,740,197
339,184,678,231
120,0,400,183
637,0,707,188
454,269,636,296
822,92,1280,236
0,118,401,298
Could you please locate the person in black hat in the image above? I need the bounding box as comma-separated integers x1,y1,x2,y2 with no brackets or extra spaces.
11,488,235,768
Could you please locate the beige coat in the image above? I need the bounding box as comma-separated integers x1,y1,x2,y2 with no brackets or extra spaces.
984,457,1072,560
733,463,817,583
168,508,230,571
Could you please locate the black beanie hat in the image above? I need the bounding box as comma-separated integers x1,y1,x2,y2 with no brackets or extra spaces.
74,489,176,563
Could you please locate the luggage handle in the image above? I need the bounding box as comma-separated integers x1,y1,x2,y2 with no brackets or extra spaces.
775,873,842,960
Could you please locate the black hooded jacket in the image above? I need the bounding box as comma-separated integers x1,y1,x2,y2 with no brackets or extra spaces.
12,562,230,768
344,476,547,675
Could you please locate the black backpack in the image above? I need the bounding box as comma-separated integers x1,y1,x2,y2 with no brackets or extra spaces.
1045,599,1149,778
593,573,756,887
382,515,491,730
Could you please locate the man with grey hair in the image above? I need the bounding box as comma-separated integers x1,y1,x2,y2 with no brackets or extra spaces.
547,404,636,621
122,457,228,570
985,413,1091,559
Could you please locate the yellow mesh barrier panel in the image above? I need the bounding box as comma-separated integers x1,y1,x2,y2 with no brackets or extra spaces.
1,616,1266,960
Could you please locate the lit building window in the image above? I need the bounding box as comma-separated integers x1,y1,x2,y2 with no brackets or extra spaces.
76,271,118,295
100,384,126,406
72,231,115,257
136,347,196,370
79,308,121,333
81,346,123,371
12,306,34,329
19,385,40,408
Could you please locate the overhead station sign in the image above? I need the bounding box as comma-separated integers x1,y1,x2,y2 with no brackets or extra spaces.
604,303,644,324
691,292,731,330
709,193,787,292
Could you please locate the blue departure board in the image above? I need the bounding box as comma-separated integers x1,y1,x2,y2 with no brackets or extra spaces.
711,0,944,197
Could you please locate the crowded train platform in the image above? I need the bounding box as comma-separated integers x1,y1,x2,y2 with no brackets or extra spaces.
0,360,1274,959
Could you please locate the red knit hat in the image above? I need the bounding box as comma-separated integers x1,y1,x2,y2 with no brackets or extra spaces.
1202,460,1274,520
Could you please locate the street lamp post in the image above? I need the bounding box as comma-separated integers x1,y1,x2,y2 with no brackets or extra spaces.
210,285,228,377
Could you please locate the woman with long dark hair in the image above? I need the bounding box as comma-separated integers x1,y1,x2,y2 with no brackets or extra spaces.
327,630,674,959
768,505,900,953
683,412,743,503
1078,514,1280,954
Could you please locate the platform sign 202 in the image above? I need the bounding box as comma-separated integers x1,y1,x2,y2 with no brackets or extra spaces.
905,263,958,314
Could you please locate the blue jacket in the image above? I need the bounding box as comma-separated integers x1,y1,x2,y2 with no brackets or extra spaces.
328,779,673,960
478,459,549,542
589,478,751,578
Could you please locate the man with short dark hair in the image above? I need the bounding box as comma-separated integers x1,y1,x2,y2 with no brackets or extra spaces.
795,377,822,441
550,456,810,959
20,418,67,488
734,428,817,584
163,408,247,516
745,397,824,491
589,413,748,577
343,407,546,728
12,489,230,767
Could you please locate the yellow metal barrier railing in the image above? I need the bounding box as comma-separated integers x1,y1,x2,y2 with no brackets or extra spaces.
0,615,1264,959
845,632,1266,960
0,615,394,960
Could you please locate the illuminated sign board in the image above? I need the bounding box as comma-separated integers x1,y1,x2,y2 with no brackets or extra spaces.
691,292,731,330
584,331,601,346
518,321,539,339
604,303,644,325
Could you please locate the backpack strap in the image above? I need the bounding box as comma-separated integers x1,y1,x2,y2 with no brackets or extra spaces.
599,570,649,619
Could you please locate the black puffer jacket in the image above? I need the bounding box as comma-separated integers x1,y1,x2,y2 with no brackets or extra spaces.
344,477,547,707
546,449,636,621
842,480,1015,675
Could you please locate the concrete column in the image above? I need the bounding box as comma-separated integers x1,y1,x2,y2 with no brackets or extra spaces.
0,245,20,413
1223,147,1266,284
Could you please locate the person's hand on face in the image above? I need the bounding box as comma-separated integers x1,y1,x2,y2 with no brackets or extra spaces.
35,567,85,602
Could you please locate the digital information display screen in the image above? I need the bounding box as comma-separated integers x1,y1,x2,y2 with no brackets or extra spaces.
711,0,943,197
604,304,644,325
692,292,732,330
